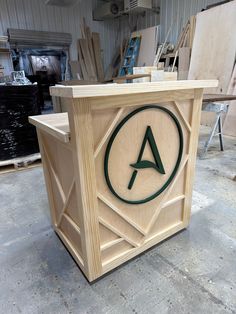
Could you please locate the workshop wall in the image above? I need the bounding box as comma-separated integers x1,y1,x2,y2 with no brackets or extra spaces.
0,0,119,71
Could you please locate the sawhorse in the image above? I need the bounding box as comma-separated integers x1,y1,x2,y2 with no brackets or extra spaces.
202,102,229,155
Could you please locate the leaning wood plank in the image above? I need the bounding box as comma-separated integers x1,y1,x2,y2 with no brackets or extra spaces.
77,40,89,80
79,38,97,81
50,80,218,98
178,47,191,80
189,15,196,48
92,32,104,82
188,1,236,95
86,26,98,80
188,1,236,126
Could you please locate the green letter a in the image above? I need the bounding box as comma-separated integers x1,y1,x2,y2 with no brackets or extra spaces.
128,126,165,190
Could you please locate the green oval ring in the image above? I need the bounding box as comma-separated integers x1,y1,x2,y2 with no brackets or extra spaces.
104,105,184,204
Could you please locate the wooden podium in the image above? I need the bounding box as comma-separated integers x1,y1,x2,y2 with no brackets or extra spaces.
29,80,217,281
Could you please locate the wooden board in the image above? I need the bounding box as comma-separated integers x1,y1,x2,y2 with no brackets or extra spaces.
92,32,104,82
30,80,217,281
178,47,191,80
188,1,236,126
69,61,82,80
79,39,97,81
29,113,70,143
203,94,236,103
132,26,159,67
77,40,89,81
50,80,218,99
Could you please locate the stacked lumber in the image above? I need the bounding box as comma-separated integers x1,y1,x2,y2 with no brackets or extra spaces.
76,19,104,82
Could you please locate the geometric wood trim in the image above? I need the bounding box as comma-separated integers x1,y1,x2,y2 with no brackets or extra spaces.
102,221,185,274
173,101,192,132
43,143,66,204
62,213,81,235
102,246,134,268
89,90,196,111
36,130,57,226
56,180,75,227
98,192,147,236
182,89,203,225
101,238,124,252
144,154,189,236
94,108,124,158
55,226,84,268
99,217,139,248
50,80,218,98
161,194,185,209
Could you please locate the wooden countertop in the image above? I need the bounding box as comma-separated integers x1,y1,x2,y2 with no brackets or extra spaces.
31,80,220,143
50,80,218,98
29,113,69,143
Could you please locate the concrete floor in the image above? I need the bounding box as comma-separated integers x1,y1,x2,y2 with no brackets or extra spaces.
0,126,236,314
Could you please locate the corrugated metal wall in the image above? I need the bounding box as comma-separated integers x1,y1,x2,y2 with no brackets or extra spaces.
0,0,120,70
0,0,224,71
120,0,222,44
159,0,222,43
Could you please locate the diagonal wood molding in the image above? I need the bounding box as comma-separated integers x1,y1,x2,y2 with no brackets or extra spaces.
144,155,189,237
56,179,75,227
173,101,192,132
98,192,147,236
42,141,66,203
94,108,124,158
99,217,139,248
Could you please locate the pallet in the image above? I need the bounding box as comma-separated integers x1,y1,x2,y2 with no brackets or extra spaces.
0,153,41,174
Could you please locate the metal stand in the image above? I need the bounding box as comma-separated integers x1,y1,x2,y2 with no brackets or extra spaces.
202,102,229,155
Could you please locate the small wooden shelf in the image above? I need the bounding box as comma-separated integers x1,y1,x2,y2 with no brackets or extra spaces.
29,113,70,143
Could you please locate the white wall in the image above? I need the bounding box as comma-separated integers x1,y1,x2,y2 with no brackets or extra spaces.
0,0,120,70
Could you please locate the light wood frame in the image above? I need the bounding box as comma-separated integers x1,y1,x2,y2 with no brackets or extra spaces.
30,80,217,281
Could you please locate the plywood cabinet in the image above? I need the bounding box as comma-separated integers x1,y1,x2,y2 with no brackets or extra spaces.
29,80,217,281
